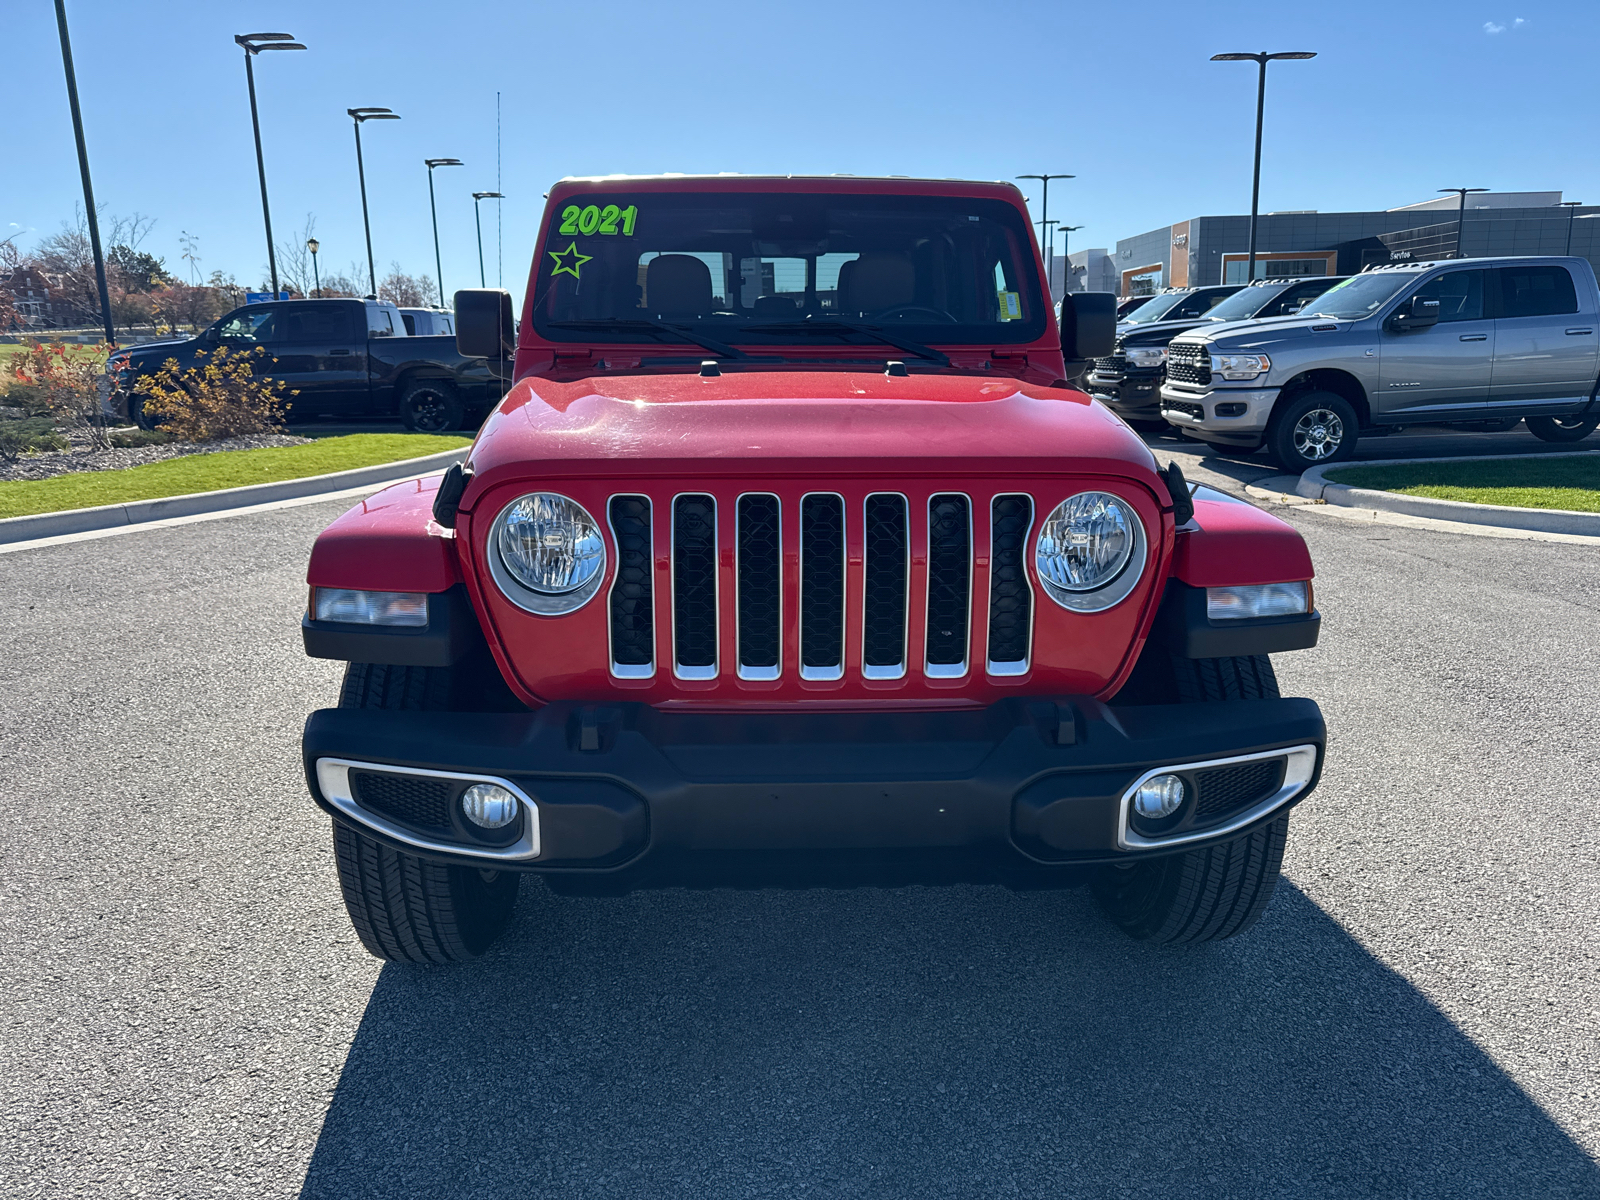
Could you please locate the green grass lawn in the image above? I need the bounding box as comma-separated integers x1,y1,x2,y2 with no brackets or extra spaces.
0,342,110,367
0,433,469,520
1325,455,1600,513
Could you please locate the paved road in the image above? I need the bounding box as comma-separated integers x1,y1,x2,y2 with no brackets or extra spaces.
2,494,1597,1198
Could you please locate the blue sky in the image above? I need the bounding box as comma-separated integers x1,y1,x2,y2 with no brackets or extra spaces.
7,0,1598,297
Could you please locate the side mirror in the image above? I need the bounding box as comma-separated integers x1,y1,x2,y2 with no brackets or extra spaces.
1391,294,1440,331
1060,292,1118,371
455,288,516,360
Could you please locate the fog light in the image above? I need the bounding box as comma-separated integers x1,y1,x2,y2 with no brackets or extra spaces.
1132,774,1186,819
461,783,520,829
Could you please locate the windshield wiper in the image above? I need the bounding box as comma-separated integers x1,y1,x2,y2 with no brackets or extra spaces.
739,319,951,368
545,318,751,361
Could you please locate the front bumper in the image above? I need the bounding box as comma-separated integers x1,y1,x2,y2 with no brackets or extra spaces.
1159,383,1278,447
1088,368,1165,419
302,695,1325,888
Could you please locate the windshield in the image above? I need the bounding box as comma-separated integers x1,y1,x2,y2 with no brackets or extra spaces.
1119,292,1190,324
529,191,1044,349
1302,274,1414,320
1200,284,1293,323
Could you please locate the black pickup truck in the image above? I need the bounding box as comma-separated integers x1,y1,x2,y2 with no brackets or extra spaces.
1090,277,1346,428
118,297,504,431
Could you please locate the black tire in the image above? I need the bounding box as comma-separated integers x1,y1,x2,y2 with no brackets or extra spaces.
1094,651,1289,944
1267,390,1359,472
1525,413,1600,443
398,379,464,433
329,662,520,963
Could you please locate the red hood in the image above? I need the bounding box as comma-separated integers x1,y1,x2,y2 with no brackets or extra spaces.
464,371,1159,499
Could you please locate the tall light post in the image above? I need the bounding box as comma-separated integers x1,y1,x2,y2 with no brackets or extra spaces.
1439,187,1489,259
235,33,305,299
472,191,503,288
1018,174,1074,275
307,237,321,298
425,158,463,307
1560,200,1584,256
348,107,401,296
1041,219,1058,295
1211,51,1317,282
53,0,114,345
1059,225,1084,291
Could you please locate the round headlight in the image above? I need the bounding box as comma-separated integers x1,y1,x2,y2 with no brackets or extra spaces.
487,492,606,615
1036,492,1147,612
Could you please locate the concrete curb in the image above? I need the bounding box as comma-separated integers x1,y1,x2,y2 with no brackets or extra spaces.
0,447,466,546
1293,452,1600,536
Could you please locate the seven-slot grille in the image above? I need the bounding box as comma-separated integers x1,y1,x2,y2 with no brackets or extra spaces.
1165,342,1212,386
606,491,1040,682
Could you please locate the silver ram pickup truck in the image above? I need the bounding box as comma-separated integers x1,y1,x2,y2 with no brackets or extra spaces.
1157,257,1600,471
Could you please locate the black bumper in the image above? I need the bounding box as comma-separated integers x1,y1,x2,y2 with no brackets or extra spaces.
1087,371,1164,420
302,695,1325,889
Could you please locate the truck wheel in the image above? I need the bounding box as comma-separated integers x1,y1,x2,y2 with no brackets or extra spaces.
1267,391,1358,472
399,380,464,433
1094,651,1290,943
1525,414,1599,443
329,662,520,963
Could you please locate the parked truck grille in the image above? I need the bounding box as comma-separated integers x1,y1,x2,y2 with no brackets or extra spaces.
609,487,1040,683
1165,343,1211,386
1164,399,1205,421
1091,354,1127,374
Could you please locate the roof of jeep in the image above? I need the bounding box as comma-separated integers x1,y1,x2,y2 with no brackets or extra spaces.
547,174,1027,199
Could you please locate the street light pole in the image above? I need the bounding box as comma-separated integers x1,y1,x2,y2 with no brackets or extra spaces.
1560,200,1584,256
1060,225,1084,290
347,108,401,296
53,0,114,345
1212,51,1317,282
307,238,321,298
1439,187,1489,259
1018,173,1074,286
472,191,504,288
1041,219,1058,295
235,34,306,298
425,158,464,307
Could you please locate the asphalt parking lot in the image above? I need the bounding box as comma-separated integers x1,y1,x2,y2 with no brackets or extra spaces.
2,481,1597,1198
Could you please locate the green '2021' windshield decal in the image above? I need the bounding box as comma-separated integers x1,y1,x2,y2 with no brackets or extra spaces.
556,204,638,237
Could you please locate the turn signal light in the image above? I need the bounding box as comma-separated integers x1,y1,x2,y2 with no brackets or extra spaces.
312,588,429,627
1206,581,1310,620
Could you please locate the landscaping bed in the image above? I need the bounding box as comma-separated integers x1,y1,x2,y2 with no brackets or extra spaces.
0,433,471,520
1325,455,1600,513
0,429,310,483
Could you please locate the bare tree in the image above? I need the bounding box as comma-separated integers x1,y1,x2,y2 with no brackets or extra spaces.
33,207,158,326
274,214,320,298
378,262,435,308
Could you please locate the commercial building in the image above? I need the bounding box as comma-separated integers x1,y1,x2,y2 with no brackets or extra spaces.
1111,191,1600,297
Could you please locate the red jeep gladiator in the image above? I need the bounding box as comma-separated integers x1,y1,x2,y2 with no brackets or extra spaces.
300,175,1324,962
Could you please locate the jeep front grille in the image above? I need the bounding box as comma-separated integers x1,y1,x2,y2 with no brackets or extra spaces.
610,489,1040,683
1165,342,1211,386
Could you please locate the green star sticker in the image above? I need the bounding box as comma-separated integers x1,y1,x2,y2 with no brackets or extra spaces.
548,240,593,281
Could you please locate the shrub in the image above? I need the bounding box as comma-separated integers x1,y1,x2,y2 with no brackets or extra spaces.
6,340,113,450
110,427,172,448
0,417,70,463
133,345,295,442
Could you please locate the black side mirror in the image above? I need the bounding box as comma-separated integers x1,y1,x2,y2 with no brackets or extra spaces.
455,288,516,361
1391,294,1440,331
1060,292,1118,374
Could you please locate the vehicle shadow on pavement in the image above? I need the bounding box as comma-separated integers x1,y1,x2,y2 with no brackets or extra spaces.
299,881,1600,1200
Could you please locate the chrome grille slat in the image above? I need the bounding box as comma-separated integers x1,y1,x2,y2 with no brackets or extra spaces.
607,495,654,678
736,494,781,680
925,493,972,677
987,494,1033,675
672,494,717,679
799,493,845,681
862,493,909,679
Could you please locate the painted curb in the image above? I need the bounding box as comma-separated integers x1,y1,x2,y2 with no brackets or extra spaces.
0,447,467,545
1296,452,1600,536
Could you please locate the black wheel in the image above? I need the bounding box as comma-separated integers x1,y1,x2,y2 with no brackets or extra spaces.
1267,390,1359,472
329,662,520,963
1525,413,1599,443
1095,651,1290,944
129,394,154,431
398,380,464,433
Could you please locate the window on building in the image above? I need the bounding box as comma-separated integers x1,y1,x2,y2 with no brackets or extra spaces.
1224,257,1331,284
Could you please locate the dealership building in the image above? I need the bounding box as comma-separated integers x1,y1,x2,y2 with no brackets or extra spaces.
1064,191,1600,298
